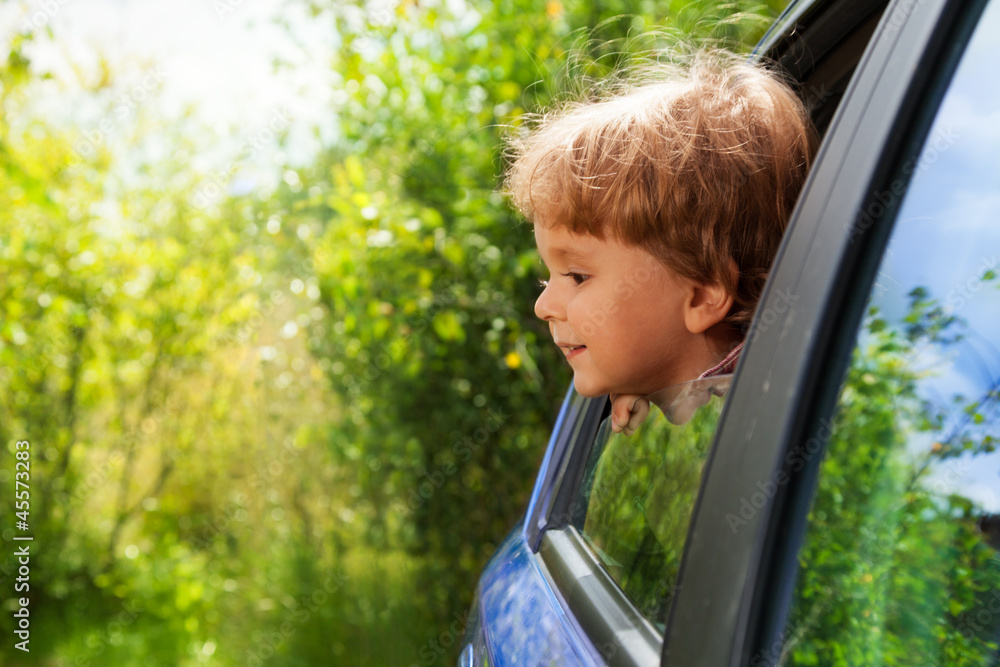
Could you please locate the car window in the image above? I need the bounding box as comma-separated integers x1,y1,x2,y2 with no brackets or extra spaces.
568,375,733,631
779,3,1000,664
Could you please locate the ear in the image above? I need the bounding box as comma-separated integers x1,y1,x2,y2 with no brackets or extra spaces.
682,279,734,334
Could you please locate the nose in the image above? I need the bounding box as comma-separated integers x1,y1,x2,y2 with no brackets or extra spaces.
534,281,563,322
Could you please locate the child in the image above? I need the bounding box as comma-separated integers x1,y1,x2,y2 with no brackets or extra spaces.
504,50,816,433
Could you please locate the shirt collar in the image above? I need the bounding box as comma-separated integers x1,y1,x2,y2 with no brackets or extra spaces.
697,341,744,379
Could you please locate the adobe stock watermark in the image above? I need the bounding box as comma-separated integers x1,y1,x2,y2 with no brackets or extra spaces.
339,279,511,394
746,288,798,344
853,452,994,565
750,621,810,667
58,387,185,511
725,417,836,533
224,289,287,345
341,314,431,393
66,452,124,508
883,0,930,34
406,603,621,667
368,3,394,28
6,323,89,380
70,598,144,667
351,2,396,53
244,439,304,498
19,0,72,35
190,493,250,550
400,406,509,515
945,255,999,313
72,67,167,161
555,264,656,339
408,607,474,667
192,440,304,549
245,571,350,666
802,81,835,114
192,109,292,209
846,125,959,244
957,588,1000,642
213,0,245,20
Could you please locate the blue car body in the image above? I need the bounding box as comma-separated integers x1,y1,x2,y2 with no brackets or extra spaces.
457,2,817,661
460,386,604,667
458,0,999,663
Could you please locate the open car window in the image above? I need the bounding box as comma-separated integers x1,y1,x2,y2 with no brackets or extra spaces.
569,375,734,631
778,2,1000,662
518,5,911,664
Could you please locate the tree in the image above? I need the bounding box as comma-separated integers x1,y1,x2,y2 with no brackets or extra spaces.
783,285,1000,666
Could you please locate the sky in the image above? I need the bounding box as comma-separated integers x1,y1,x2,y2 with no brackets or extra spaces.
872,0,1000,511
1,0,342,171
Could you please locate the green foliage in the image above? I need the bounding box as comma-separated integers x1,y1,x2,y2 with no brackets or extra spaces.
1,30,337,666
783,296,1000,666
0,1,786,665
278,0,788,650
581,397,724,624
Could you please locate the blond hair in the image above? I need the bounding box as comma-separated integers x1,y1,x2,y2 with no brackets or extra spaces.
504,50,817,331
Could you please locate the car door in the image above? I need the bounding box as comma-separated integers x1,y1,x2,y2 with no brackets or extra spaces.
463,0,1000,664
662,0,998,665
502,0,902,665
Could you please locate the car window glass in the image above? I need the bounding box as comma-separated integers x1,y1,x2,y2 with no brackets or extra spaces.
779,3,1000,664
570,374,733,631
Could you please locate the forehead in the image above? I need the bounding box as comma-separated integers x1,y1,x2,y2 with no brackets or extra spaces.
533,223,604,261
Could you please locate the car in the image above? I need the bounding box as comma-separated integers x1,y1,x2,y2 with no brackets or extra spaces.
459,0,1000,665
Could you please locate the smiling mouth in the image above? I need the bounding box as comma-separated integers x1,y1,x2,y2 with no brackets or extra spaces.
560,344,587,358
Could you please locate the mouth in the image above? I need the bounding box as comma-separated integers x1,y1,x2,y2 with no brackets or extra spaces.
559,344,587,359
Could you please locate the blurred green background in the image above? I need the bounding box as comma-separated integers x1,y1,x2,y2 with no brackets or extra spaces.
0,1,785,664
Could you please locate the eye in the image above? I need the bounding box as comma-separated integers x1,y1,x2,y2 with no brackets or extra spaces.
562,272,590,285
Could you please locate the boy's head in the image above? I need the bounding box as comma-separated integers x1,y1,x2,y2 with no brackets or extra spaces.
505,51,816,397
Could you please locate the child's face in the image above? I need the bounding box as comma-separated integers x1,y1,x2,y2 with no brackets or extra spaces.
534,223,704,398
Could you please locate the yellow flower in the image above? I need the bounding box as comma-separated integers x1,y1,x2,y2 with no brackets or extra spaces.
505,352,522,369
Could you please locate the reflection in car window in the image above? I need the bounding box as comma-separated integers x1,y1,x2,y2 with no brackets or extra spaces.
780,3,1000,665
570,375,732,631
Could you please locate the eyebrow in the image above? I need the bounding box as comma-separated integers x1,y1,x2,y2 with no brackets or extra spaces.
549,246,592,261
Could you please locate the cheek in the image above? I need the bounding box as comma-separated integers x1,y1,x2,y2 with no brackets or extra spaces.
613,299,673,349
566,294,610,340
634,286,683,325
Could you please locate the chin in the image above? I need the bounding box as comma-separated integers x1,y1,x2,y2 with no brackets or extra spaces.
571,375,609,398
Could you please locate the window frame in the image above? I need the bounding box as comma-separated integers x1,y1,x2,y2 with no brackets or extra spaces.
517,0,968,662
521,386,607,552
537,526,664,666
661,0,992,665
523,387,671,665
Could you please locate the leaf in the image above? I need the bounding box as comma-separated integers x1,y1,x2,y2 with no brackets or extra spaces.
431,310,465,342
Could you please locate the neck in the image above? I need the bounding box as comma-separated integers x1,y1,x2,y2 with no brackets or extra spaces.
702,322,743,365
